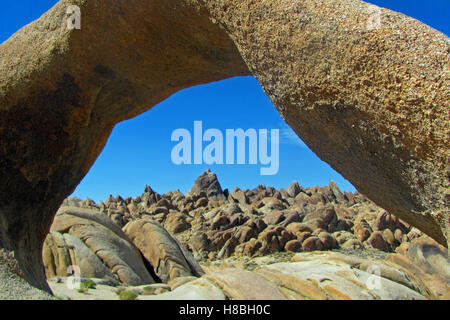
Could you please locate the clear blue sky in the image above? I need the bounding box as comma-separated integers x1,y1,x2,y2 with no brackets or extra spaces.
1,1,448,202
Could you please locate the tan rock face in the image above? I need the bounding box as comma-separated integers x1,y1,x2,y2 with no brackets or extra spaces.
385,237,450,300
204,268,286,300
43,232,116,282
48,207,155,286
206,0,449,247
123,219,204,283
0,0,448,293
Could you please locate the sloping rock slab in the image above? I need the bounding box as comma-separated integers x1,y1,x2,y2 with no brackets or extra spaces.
203,268,286,300
258,255,425,300
49,207,154,286
141,278,226,300
43,231,116,281
123,219,204,283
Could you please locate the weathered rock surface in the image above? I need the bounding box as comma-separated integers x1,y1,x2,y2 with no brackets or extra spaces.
123,219,204,283
46,207,155,286
43,232,116,281
188,169,226,202
0,0,448,295
204,268,286,300
49,245,449,300
140,278,226,300
43,177,450,300
258,258,424,300
203,0,450,249
0,251,56,300
57,174,441,265
385,237,450,300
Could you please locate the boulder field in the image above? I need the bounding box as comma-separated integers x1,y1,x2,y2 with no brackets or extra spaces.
39,171,449,300
0,0,448,294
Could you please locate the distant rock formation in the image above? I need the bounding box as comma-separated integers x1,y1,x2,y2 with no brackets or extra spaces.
188,169,226,202
43,171,448,300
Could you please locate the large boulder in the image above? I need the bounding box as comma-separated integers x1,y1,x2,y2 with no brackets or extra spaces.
0,0,448,295
123,219,204,283
286,181,302,198
164,212,190,234
257,258,425,300
204,268,286,300
231,187,249,205
385,237,450,300
188,169,226,201
304,205,338,232
48,207,155,286
43,232,116,281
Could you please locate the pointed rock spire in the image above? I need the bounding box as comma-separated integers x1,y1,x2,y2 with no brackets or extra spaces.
188,169,225,201
329,180,345,203
287,181,302,198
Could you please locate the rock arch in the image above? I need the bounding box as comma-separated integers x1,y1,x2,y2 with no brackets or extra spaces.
0,0,448,294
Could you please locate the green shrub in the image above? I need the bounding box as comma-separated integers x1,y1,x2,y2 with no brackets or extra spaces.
77,288,88,294
118,290,139,300
80,279,97,290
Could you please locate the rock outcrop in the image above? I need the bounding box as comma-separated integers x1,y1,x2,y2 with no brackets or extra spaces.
0,0,448,294
46,207,155,286
43,232,116,282
187,169,226,202
123,219,204,283
39,173,449,300
43,207,205,288
50,245,448,300
57,173,441,267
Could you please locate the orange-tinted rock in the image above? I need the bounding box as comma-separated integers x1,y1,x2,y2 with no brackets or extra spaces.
367,231,390,252
302,237,325,252
285,240,302,252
